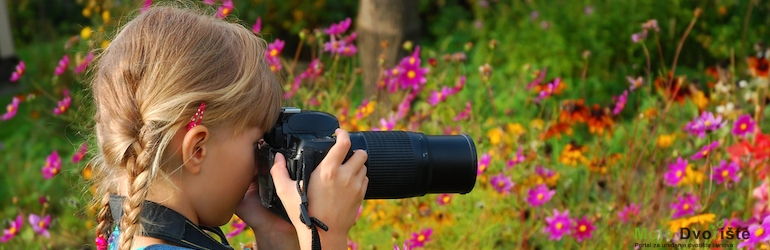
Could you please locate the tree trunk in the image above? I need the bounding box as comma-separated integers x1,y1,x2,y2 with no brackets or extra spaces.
356,0,420,100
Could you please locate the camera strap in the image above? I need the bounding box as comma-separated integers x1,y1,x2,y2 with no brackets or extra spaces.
296,154,329,250
109,194,234,250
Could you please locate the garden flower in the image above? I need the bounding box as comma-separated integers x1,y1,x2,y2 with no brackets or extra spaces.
690,141,719,160
526,184,555,207
436,194,452,206
300,59,324,79
506,147,525,169
394,242,410,250
266,39,284,72
347,240,358,250
490,172,514,194
28,214,51,238
225,216,246,238
711,160,740,185
535,78,562,104
9,61,24,82
428,87,453,106
642,19,660,32
748,55,770,78
284,77,302,99
394,47,429,90
627,76,644,91
617,203,641,223
612,90,628,115
587,104,614,135
338,43,357,57
74,52,94,74
72,142,88,163
54,55,69,76
53,96,72,115
406,228,432,248
141,0,152,12
477,153,490,175
2,97,20,121
733,114,756,137
252,17,261,34
1,215,23,242
535,165,559,186
737,216,770,249
544,209,573,240
558,142,588,166
42,151,62,179
671,194,700,219
631,30,647,43
664,157,688,186
215,0,234,18
572,217,595,242
324,17,352,35
453,101,471,121
559,99,589,124
324,39,346,55
526,67,547,90
374,115,397,131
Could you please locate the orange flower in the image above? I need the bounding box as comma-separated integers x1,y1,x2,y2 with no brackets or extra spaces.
748,56,770,78
654,72,694,104
559,142,589,167
540,122,573,140
559,99,590,124
587,104,614,135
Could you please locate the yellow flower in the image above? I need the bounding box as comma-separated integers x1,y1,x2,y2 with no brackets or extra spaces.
668,217,694,233
82,8,92,18
679,164,704,186
102,10,111,23
81,27,93,40
691,89,709,111
657,133,676,149
506,123,526,137
486,128,504,146
558,143,589,167
101,40,111,49
530,119,544,130
687,213,715,226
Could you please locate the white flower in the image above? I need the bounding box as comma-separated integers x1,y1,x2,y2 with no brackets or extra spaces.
739,80,749,88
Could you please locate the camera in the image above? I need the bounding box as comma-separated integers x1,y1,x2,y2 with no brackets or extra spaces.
256,107,478,221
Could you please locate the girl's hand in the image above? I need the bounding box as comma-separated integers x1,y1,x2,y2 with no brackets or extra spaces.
271,128,369,250
235,153,300,250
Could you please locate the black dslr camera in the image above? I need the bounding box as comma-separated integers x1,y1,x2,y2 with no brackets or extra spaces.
256,107,478,221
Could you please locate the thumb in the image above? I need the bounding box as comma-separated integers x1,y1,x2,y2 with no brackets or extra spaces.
269,153,293,197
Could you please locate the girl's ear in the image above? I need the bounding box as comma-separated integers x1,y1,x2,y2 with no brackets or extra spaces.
182,125,210,175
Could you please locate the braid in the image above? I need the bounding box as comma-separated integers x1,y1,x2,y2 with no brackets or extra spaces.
119,125,157,250
95,193,113,238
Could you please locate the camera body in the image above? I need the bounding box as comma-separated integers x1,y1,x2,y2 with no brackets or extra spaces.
257,107,478,221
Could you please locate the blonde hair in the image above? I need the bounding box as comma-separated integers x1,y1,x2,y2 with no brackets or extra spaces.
89,4,282,250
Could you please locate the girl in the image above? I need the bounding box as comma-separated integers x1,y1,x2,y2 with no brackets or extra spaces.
89,3,368,250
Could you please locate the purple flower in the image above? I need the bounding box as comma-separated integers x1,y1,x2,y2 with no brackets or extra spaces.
664,157,688,186
506,147,525,169
392,47,429,91
324,18,352,35
733,114,756,137
526,184,555,207
28,214,51,238
617,203,641,224
1,215,23,242
72,142,88,163
572,217,595,242
2,97,20,121
535,78,561,104
74,52,94,74
527,67,547,90
53,96,72,115
737,216,770,249
141,0,152,12
490,172,514,195
54,55,69,76
338,43,357,57
631,30,648,43
670,194,700,219
685,112,725,138
406,228,432,248
453,101,471,121
9,61,24,82
225,217,246,238
436,194,452,206
536,165,557,179
428,87,453,106
266,39,285,72
691,141,719,160
712,160,740,185
215,0,234,19
612,90,628,115
627,76,644,91
42,151,62,179
373,115,397,131
544,209,573,240
477,152,491,175
252,17,262,34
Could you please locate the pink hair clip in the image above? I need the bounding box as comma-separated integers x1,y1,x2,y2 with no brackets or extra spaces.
187,103,206,131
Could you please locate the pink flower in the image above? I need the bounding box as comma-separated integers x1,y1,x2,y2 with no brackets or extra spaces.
477,152,491,175
141,0,152,12
392,47,429,91
544,209,573,240
535,78,562,104
453,101,472,121
215,0,234,19
490,172,514,195
642,19,660,32
373,115,397,131
572,217,595,242
1,215,23,242
631,30,648,43
284,77,302,99
266,39,285,72
617,203,641,223
252,17,262,34
711,160,740,185
737,216,770,249
347,240,358,250
670,193,700,219
612,90,628,115
2,97,20,121
733,114,756,137
526,184,555,207
53,96,72,115
54,55,69,76
9,61,24,82
72,143,88,163
690,141,719,160
225,216,246,238
406,228,432,248
436,194,452,206
324,17,352,35
74,52,94,74
685,111,726,138
28,214,51,238
323,39,346,55
427,87,453,106
394,242,410,250
506,147,525,169
42,151,62,179
526,67,547,90
627,76,644,91
663,157,688,186
339,43,357,57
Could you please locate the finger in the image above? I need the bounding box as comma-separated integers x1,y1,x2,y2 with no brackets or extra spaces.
269,153,292,197
356,164,368,195
318,128,352,169
343,149,368,173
